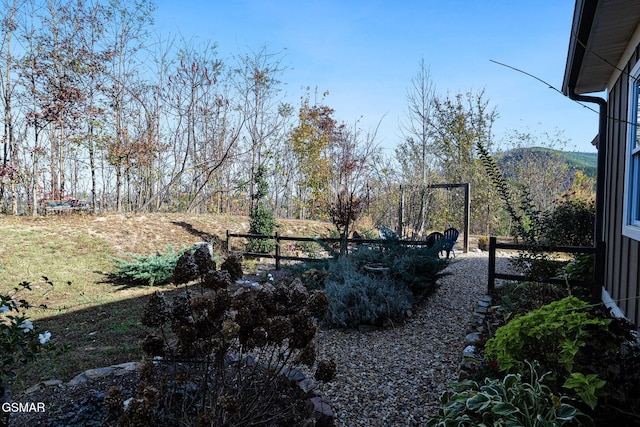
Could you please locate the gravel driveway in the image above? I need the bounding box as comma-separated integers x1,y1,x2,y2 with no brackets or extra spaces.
314,251,515,426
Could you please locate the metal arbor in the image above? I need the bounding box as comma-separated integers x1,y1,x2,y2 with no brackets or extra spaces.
397,183,470,253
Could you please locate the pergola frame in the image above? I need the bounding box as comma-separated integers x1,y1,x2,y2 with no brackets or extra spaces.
397,183,470,253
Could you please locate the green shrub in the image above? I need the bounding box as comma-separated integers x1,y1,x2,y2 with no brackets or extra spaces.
247,202,277,253
542,195,595,247
387,246,447,298
324,256,412,328
485,297,610,377
294,236,447,328
493,281,570,321
428,360,592,427
248,165,277,254
487,283,640,424
111,245,186,286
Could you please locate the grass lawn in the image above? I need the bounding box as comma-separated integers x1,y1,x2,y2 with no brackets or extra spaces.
0,212,330,391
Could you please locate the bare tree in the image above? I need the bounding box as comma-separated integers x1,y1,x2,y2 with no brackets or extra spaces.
396,59,436,235
232,46,291,209
103,0,155,211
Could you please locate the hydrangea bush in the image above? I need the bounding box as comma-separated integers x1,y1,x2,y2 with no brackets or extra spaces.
113,246,335,426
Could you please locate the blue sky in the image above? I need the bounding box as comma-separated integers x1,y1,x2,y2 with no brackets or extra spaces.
154,0,598,153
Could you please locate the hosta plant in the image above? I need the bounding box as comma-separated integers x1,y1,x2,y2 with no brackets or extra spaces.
428,360,592,427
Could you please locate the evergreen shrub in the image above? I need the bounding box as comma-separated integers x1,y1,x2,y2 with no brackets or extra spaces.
324,256,411,328
317,241,447,328
111,245,186,286
248,165,277,254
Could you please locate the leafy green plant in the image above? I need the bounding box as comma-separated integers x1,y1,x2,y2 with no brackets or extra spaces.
484,296,610,377
428,360,592,427
111,245,186,286
483,280,640,424
1,281,54,406
493,281,570,321
563,372,606,411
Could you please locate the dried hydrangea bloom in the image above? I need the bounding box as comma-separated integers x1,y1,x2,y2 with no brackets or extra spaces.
267,315,291,345
137,360,155,382
190,296,220,333
290,309,317,349
286,278,310,308
217,394,240,414
250,326,268,348
190,295,215,316
234,306,254,330
193,244,215,272
230,288,253,309
314,359,337,382
252,303,268,328
142,333,165,357
173,252,198,285
255,286,276,315
202,269,231,290
308,290,329,319
171,292,193,324
175,324,198,353
221,319,240,341
141,291,172,328
104,385,124,419
211,289,231,319
220,254,243,282
296,342,316,367
233,291,268,328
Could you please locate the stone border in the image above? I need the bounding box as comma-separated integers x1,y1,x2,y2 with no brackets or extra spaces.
459,294,493,378
24,361,334,426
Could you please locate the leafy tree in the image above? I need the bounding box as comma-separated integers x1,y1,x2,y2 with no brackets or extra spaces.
427,90,500,235
289,91,341,218
498,129,573,211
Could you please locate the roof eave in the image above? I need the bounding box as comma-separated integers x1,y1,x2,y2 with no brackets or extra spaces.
562,0,600,96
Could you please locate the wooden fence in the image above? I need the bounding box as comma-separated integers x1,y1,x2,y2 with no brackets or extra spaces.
487,236,598,299
226,231,435,270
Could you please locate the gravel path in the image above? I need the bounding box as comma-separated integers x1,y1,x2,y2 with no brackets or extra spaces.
314,251,515,426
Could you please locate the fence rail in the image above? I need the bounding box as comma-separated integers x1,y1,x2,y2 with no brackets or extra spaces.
487,236,597,297
226,230,436,270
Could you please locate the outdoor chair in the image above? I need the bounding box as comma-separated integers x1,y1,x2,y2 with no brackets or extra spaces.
442,227,459,259
425,231,445,250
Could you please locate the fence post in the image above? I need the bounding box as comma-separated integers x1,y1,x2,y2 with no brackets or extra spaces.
275,232,281,271
226,230,230,252
488,236,497,295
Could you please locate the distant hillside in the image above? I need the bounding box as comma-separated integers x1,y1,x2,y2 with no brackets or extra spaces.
496,147,598,178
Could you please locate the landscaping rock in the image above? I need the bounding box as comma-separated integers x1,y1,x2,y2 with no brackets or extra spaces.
307,396,334,426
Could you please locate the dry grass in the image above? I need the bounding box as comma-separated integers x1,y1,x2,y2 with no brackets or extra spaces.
0,212,331,390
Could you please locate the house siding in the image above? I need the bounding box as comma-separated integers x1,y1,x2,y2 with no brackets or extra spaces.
606,46,640,326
